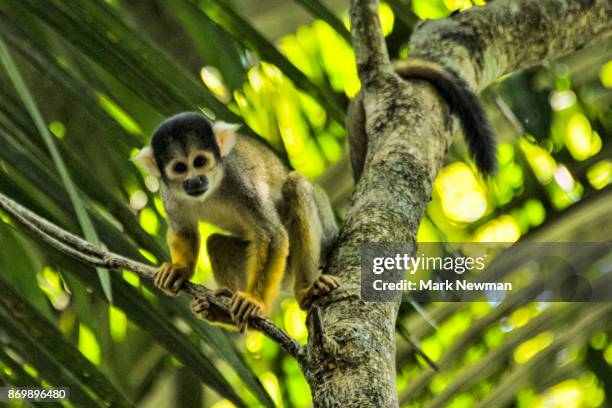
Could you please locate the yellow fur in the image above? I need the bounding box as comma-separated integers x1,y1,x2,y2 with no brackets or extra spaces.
242,228,289,313
168,227,199,274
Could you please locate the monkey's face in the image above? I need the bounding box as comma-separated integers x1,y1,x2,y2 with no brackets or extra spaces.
163,148,222,200
132,112,239,202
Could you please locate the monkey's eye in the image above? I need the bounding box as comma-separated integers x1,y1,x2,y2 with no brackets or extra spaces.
193,156,207,168
173,162,187,173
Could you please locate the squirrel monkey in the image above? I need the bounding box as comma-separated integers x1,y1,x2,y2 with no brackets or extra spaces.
133,112,339,332
348,58,497,181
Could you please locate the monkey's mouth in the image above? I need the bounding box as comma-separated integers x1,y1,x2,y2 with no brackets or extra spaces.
185,188,207,197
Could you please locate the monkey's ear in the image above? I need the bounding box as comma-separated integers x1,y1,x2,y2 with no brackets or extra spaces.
213,122,240,156
132,146,161,177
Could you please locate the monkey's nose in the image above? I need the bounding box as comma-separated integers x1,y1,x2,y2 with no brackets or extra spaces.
183,176,208,196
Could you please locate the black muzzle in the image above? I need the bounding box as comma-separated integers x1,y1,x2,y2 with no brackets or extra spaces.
183,176,208,196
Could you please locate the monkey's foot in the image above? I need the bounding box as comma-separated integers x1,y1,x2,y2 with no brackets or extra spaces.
229,291,264,333
299,275,340,309
154,263,192,296
191,297,233,325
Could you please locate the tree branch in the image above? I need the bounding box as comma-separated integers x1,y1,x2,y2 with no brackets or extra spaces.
0,192,302,359
407,0,611,91
304,0,611,406
349,0,392,89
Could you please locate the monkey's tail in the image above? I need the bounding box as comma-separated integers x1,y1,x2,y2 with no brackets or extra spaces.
395,58,497,176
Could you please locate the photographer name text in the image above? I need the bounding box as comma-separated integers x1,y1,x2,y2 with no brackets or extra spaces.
372,279,512,291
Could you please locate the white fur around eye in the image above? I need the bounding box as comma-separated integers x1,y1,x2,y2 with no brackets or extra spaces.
189,151,215,171
165,160,188,179
212,122,240,156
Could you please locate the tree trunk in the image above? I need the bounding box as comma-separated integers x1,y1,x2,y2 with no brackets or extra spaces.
300,0,611,406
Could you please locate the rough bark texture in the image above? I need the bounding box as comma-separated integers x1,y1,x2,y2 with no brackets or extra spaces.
409,0,611,92
301,0,612,406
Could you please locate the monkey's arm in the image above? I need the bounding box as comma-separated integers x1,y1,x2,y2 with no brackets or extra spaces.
154,226,200,296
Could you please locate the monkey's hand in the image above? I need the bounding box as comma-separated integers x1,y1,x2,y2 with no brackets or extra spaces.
229,291,264,333
299,274,340,310
154,263,193,296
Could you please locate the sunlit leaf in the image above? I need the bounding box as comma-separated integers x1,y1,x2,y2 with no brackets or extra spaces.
191,0,345,123
292,0,351,43
0,275,132,407
0,37,113,302
412,0,449,19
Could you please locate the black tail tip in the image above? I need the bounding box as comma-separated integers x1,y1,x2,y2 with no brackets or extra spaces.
475,154,498,178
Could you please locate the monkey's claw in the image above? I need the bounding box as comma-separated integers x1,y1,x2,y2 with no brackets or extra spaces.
154,263,191,296
229,291,264,333
300,274,340,309
191,297,210,319
312,274,339,295
191,296,234,324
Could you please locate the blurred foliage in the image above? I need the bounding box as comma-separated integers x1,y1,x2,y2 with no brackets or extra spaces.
0,0,610,407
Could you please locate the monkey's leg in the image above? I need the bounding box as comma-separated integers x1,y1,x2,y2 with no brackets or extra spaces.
207,233,249,292
230,221,289,332
283,172,339,310
312,184,339,260
191,234,249,327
